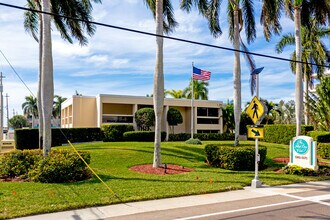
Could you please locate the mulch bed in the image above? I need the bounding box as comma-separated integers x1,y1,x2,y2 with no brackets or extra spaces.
129,164,193,175
272,157,290,164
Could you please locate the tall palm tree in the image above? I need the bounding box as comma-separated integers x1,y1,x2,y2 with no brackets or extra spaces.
22,95,38,128
24,0,101,156
144,0,178,167
283,0,330,136
183,79,209,100
53,95,67,119
275,20,330,124
165,89,186,98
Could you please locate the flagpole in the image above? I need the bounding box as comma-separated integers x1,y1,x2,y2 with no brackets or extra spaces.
191,62,194,139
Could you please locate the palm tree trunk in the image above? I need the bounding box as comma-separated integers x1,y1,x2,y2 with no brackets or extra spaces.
153,0,164,168
303,74,309,125
294,6,303,136
38,13,43,150
41,0,54,157
233,9,241,146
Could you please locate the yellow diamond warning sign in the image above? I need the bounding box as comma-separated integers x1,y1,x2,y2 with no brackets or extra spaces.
246,96,267,125
248,127,264,139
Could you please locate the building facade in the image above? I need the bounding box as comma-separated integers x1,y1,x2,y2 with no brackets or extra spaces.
61,94,223,134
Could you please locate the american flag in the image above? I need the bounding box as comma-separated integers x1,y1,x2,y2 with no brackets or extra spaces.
192,66,211,81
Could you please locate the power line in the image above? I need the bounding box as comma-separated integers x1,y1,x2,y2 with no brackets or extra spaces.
0,2,329,69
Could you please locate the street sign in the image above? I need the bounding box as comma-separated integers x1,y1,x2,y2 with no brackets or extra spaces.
246,96,267,125
248,127,264,139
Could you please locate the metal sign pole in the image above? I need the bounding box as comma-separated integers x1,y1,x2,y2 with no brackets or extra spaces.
252,73,261,188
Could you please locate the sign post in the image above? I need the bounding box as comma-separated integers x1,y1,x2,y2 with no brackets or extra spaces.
246,67,266,188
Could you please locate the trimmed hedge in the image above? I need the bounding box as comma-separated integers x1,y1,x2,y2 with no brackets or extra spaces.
15,128,102,150
263,125,314,145
205,144,267,171
101,124,134,142
123,131,166,142
318,143,330,159
308,131,330,143
0,149,91,183
169,133,235,141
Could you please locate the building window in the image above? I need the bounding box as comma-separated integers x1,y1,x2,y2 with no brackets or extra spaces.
197,118,219,124
102,116,133,123
197,107,218,117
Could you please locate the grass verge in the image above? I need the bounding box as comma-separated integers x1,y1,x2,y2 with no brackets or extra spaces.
1,140,329,219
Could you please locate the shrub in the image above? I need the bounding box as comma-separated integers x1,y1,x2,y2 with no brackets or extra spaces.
8,115,29,129
0,149,92,183
185,138,202,145
101,124,134,142
123,131,166,142
15,128,102,149
308,131,330,143
0,150,42,179
167,108,183,134
29,149,92,183
282,165,316,176
205,144,267,171
263,125,314,144
318,143,330,159
169,133,235,141
135,108,155,131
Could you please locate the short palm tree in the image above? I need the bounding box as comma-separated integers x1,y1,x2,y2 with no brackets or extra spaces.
22,95,38,128
306,76,330,131
183,79,209,100
166,89,186,99
24,0,101,156
53,95,67,119
276,19,330,125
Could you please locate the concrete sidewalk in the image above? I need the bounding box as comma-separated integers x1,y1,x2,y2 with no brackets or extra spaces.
14,180,330,220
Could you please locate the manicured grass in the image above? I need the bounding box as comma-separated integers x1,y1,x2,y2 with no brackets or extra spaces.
1,141,329,219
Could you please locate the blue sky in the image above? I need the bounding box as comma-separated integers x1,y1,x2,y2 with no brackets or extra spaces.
0,0,300,121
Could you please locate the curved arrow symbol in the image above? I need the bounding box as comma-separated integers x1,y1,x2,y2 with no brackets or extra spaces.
251,129,260,136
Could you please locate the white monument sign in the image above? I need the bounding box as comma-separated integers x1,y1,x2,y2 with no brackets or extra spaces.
289,136,318,171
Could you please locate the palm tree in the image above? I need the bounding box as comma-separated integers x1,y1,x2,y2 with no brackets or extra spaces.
273,100,296,124
144,0,178,167
53,95,67,119
283,0,330,136
306,76,330,131
22,95,38,128
275,19,330,125
24,0,101,156
183,79,209,100
165,89,186,98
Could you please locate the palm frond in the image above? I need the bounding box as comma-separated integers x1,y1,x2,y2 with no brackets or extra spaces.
260,0,283,41
275,33,295,53
241,0,256,43
24,0,40,42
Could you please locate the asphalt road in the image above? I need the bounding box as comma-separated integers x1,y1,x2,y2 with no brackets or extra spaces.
108,188,330,220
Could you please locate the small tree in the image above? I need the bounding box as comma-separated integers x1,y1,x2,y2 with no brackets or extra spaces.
167,108,183,134
8,115,29,129
135,108,155,131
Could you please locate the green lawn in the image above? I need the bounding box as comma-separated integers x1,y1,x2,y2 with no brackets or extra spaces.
1,141,329,219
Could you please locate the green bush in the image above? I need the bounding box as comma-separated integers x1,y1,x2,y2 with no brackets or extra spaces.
318,143,330,159
169,133,235,141
0,149,91,182
135,108,155,131
263,125,314,144
123,131,166,142
205,144,267,171
15,128,102,149
308,131,330,143
282,165,316,176
101,124,134,142
185,138,202,145
0,150,42,179
29,149,92,183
